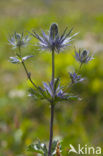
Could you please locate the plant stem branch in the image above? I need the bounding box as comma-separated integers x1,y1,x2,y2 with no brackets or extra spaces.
18,47,37,89
22,61,37,89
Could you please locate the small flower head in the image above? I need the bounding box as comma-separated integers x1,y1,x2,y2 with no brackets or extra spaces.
69,72,84,84
43,78,63,99
42,78,77,102
8,32,30,49
31,23,78,53
29,78,78,102
74,49,94,64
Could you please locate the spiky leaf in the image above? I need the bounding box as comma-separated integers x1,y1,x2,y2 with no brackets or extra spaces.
9,56,20,64
22,55,34,61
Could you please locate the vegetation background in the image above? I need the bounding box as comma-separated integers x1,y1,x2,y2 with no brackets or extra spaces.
0,0,103,155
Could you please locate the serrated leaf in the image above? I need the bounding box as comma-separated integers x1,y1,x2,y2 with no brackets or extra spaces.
27,143,44,154
27,141,48,156
28,88,43,99
22,55,34,61
28,87,49,101
9,56,20,64
37,86,48,99
54,94,78,103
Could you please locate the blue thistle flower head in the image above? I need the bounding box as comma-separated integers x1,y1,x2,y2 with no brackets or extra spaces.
43,78,64,99
8,32,31,49
41,78,78,102
69,72,84,84
29,78,78,103
74,49,94,64
31,23,78,53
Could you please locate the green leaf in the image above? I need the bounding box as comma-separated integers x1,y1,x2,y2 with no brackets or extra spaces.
27,141,48,155
68,95,79,100
28,87,49,101
38,86,48,99
54,94,78,103
28,88,44,100
27,143,44,154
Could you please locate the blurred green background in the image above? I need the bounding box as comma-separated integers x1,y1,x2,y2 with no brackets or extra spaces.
0,0,103,155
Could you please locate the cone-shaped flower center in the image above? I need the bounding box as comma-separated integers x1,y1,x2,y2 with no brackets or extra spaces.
81,50,88,62
50,23,58,40
82,50,88,57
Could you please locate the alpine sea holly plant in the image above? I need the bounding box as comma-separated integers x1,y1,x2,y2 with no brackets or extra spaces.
9,23,93,156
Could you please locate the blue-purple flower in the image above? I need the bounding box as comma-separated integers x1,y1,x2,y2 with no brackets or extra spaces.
31,23,78,53
29,78,77,102
69,72,84,84
43,78,64,99
42,78,78,101
8,32,31,49
42,79,78,102
74,49,94,64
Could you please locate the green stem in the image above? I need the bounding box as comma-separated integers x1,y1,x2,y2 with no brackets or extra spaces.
48,50,55,156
